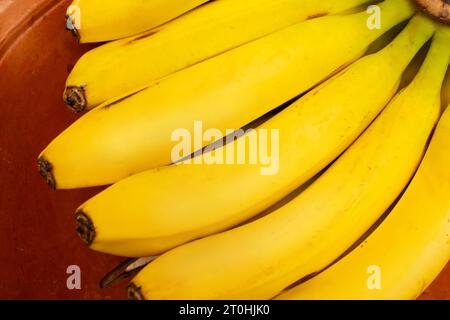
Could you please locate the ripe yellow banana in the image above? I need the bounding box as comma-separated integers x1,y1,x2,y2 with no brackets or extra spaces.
65,0,373,111
39,0,415,189
128,16,444,300
277,72,450,300
74,14,433,258
277,36,450,302
66,0,208,43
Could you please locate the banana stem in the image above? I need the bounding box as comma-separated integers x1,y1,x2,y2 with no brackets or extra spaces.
414,0,450,24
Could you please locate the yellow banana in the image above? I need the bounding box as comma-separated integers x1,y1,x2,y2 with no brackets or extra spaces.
128,16,445,300
276,38,450,304
66,0,208,43
278,111,450,300
39,0,415,189
277,68,450,300
65,0,373,111
74,14,433,258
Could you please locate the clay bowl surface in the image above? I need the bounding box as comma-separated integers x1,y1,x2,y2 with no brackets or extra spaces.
0,0,448,299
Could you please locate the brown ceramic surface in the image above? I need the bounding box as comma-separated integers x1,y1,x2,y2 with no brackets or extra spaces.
0,0,448,299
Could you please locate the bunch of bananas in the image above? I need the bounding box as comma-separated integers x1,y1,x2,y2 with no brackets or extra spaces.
39,0,450,300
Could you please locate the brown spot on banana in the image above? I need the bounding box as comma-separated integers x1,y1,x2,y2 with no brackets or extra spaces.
414,0,450,24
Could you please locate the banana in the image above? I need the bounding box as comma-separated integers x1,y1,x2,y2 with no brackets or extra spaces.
65,0,373,111
74,14,433,258
39,0,415,189
278,84,450,300
277,33,450,302
66,0,208,43
127,16,445,300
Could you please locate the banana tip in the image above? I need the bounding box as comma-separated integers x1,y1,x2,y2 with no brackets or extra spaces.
76,211,96,246
127,283,145,300
64,86,87,113
38,157,57,189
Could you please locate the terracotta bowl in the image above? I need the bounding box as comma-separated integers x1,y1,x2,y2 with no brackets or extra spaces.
0,0,448,299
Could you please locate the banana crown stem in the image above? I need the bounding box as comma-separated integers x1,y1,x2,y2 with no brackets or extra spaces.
414,0,450,25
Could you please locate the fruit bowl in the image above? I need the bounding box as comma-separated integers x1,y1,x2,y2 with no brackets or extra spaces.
0,0,448,299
